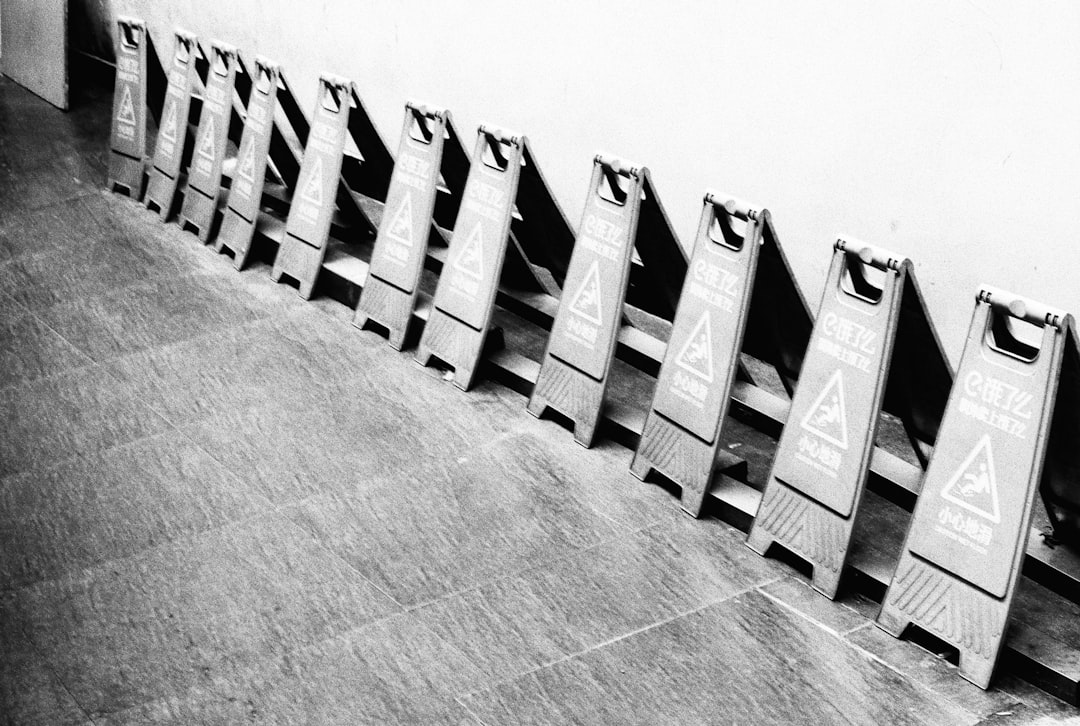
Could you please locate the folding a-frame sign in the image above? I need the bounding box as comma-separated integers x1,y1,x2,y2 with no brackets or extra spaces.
879,287,1080,689
270,76,399,298
144,30,207,220
415,125,576,390
527,155,687,448
177,41,248,241
107,17,166,199
632,193,814,516
216,57,310,269
747,239,953,599
414,126,523,387
270,75,354,299
354,102,470,349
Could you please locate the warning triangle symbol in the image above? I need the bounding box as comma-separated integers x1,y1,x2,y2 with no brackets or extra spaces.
160,99,178,142
800,369,849,450
300,156,324,205
941,434,1001,523
453,223,485,280
675,310,715,383
197,115,216,160
117,85,137,126
386,194,414,247
568,260,603,325
237,139,257,182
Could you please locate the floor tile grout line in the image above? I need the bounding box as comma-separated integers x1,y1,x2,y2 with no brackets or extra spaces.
455,575,784,701
0,496,272,600
455,694,496,726
397,503,770,617
258,605,483,692
7,200,295,368
0,426,200,491
267,428,559,613
0,360,306,592
14,615,99,725
792,596,1023,722
273,501,409,611
254,473,670,691
755,582,867,640
3,491,407,723
0,288,32,315
0,332,353,599
86,308,289,373
10,187,100,219
119,316,438,614
0,300,99,394
254,432,665,691
0,261,282,396
842,619,877,638
0,363,178,483
209,414,644,615
400,514,665,615
862,648,1023,722
506,439,656,536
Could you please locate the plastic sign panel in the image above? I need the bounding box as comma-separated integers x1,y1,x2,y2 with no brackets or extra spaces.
177,41,240,241
878,288,1076,689
748,239,938,599
107,17,149,198
416,126,523,389
270,74,352,299
354,103,452,350
527,155,649,448
144,30,200,220
216,57,281,269
631,193,763,515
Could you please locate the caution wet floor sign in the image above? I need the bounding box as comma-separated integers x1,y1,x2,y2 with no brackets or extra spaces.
879,288,1078,689
747,239,951,600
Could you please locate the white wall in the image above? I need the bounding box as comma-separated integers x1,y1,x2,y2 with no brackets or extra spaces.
2,0,67,108
107,0,1080,363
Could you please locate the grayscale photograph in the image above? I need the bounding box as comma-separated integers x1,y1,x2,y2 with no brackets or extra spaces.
1,1,1079,723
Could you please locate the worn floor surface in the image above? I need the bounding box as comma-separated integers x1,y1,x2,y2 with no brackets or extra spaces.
1,74,1078,725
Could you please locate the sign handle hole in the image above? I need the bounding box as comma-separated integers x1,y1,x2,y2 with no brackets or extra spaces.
597,166,630,206
255,66,273,95
707,208,745,251
408,112,435,144
212,48,230,77
120,24,141,49
987,311,1041,362
320,83,342,113
840,255,885,304
482,136,511,172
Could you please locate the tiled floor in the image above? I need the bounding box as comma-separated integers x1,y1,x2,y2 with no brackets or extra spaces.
0,74,1077,725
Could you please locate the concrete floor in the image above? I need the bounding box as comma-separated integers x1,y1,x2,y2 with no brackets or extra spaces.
1,75,1078,725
